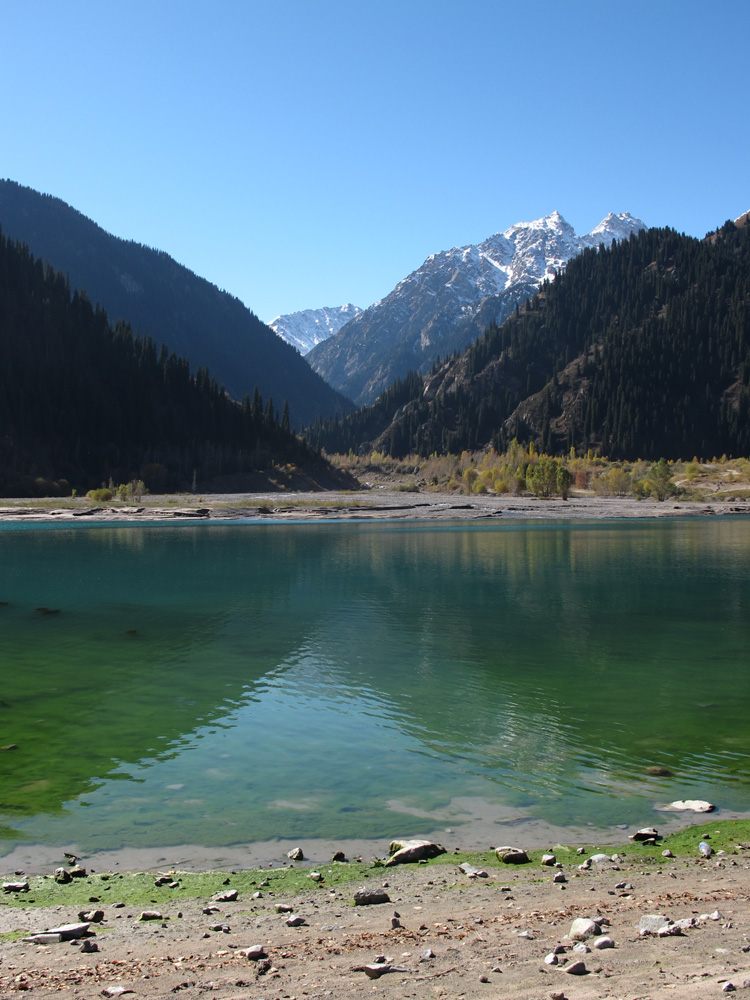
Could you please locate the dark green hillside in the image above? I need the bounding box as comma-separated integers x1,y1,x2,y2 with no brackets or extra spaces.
310,222,750,460
0,230,338,496
0,180,352,426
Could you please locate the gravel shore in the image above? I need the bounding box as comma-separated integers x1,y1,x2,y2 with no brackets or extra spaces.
1,490,749,523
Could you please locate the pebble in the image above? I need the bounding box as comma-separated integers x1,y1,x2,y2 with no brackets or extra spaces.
544,952,558,965
593,935,615,949
213,889,238,902
242,944,267,961
562,959,587,975
287,847,304,861
629,827,659,841
496,846,530,864
553,871,566,883
286,914,306,927
638,913,672,935
354,888,390,906
569,917,601,941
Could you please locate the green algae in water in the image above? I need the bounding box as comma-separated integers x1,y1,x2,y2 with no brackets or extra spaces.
0,518,749,857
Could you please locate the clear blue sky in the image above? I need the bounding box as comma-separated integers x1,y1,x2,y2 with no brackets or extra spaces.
2,0,748,323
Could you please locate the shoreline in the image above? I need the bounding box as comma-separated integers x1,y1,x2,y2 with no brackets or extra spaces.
6,806,750,879
2,820,749,999
1,490,750,524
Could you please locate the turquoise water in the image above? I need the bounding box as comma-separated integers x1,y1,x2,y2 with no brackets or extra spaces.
0,518,748,857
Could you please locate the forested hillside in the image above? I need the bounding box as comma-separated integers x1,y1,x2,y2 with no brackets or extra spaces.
308,222,750,460
0,180,352,426
0,230,336,496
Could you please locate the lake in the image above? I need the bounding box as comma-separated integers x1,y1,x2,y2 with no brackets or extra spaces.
1,517,748,866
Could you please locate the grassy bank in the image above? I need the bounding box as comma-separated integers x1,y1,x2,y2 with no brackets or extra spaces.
2,819,747,910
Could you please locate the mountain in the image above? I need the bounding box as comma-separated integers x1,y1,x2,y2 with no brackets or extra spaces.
269,303,362,354
0,230,350,496
306,211,646,405
0,180,352,427
307,219,750,462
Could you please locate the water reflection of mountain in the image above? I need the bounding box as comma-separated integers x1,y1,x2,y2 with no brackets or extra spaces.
290,520,750,805
0,525,325,824
1,519,749,848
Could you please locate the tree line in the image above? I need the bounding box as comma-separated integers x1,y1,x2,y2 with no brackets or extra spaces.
0,228,324,496
306,221,750,461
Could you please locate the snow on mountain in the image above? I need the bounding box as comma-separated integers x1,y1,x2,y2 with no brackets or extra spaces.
269,303,362,355
306,211,646,405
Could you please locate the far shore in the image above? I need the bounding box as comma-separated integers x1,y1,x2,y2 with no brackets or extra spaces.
1,490,750,524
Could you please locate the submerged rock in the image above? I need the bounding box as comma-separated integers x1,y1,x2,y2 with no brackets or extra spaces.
656,799,715,813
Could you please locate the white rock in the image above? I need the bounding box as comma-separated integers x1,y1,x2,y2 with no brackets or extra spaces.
569,917,601,941
638,914,672,935
656,799,715,813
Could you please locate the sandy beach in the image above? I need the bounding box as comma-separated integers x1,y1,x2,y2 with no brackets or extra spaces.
2,828,749,999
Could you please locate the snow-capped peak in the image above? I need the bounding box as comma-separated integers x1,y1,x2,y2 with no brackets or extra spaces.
306,209,647,405
582,211,646,247
270,303,362,355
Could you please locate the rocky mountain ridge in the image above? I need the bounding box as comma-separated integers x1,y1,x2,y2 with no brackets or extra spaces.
306,211,646,404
